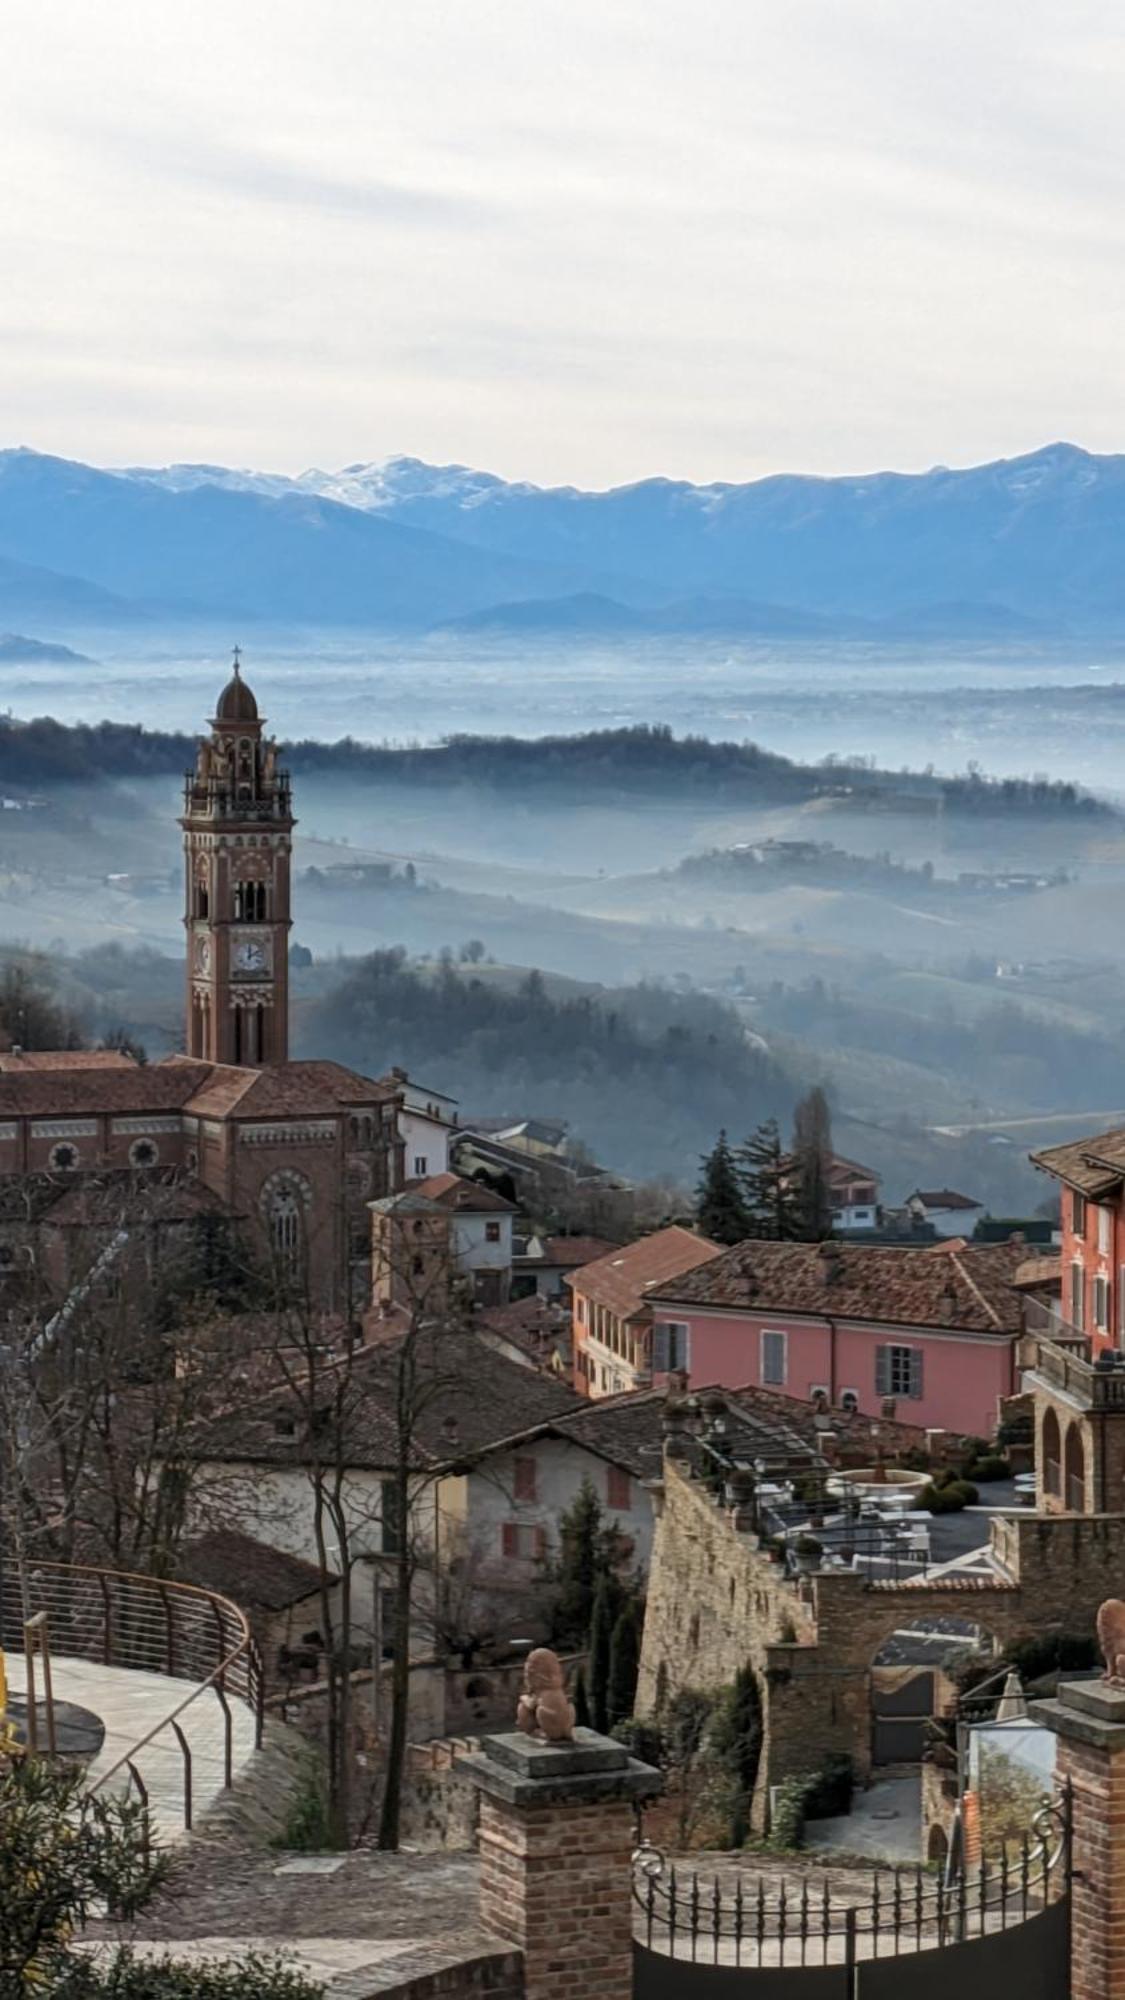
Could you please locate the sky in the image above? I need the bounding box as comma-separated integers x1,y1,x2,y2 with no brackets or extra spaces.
3,0,1125,489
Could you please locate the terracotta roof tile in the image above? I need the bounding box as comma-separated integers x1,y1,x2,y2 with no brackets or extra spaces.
412,1171,515,1214
0,1064,211,1117
1031,1126,1125,1198
653,1237,1027,1336
524,1235,620,1269
568,1226,723,1323
177,1529,333,1609
0,1049,137,1072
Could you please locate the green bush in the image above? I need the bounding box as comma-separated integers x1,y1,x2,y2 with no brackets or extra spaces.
803,1753,854,1820
1005,1632,1097,1682
611,1715,665,1767
968,1456,1010,1482
56,1949,324,1998
275,1766,335,1853
946,1480,979,1506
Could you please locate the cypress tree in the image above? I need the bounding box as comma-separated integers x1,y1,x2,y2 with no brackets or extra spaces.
551,1478,604,1648
588,1577,614,1734
607,1600,642,1726
696,1129,752,1245
573,1666,592,1730
790,1087,834,1241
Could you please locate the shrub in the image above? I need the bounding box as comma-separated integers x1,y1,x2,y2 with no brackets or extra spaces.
275,1765,335,1853
968,1455,1010,1482
795,1534,823,1556
946,1480,979,1506
611,1716,665,1767
804,1753,855,1820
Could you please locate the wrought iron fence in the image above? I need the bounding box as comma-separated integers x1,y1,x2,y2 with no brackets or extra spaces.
1,1559,264,1832
632,1787,1070,1968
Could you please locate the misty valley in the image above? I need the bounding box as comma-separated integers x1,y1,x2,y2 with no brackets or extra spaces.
2,648,1125,1218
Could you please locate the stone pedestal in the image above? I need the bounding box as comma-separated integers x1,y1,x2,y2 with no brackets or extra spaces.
457,1729,662,2000
1033,1677,1125,2000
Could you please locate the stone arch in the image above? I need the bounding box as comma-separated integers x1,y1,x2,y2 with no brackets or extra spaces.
1065,1422,1087,1513
1042,1406,1062,1501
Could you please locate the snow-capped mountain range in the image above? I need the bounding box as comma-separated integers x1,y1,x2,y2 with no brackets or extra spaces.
0,441,1123,634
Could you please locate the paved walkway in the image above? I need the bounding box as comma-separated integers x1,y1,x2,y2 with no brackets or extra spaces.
9,1653,258,1844
804,1768,922,1862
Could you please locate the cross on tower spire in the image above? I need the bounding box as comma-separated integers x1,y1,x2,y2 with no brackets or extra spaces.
232,643,242,676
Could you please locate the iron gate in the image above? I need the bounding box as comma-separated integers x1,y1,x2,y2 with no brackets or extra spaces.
632,1787,1070,2000
872,1670,934,1765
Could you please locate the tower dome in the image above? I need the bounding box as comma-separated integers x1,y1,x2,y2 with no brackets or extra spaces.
213,648,259,727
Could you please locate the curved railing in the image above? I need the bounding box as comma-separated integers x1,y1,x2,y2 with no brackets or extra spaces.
632,1787,1071,1966
0,1560,264,1831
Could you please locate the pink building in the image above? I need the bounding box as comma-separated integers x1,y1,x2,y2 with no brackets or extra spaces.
649,1237,1028,1438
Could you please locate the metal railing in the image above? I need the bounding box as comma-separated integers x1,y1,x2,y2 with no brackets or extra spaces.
633,1787,1071,1967
1,1560,264,1833
1023,1299,1088,1351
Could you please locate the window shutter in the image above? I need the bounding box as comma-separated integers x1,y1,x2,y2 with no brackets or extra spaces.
501,1522,518,1559
534,1526,548,1560
652,1323,670,1373
875,1346,891,1395
909,1349,924,1398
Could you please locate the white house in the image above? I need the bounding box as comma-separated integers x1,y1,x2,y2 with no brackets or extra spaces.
174,1335,663,1664
384,1068,460,1181
413,1171,516,1307
904,1187,984,1237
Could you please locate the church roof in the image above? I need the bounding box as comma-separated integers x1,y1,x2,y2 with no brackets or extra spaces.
179,1059,401,1119
213,662,259,726
0,1049,138,1072
0,1064,211,1117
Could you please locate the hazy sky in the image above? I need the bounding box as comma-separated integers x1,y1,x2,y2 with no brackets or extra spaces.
3,0,1125,487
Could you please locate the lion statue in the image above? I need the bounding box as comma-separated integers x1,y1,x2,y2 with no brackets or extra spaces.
516,1647,576,1743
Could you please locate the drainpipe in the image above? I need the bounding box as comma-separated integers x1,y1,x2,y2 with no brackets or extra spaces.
827,1317,837,1404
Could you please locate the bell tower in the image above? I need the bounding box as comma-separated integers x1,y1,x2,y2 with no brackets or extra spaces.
181,650,294,1067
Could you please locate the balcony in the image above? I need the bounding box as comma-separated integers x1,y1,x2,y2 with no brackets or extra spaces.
1024,1322,1125,1411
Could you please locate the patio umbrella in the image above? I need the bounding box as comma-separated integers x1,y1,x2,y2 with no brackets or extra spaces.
995,1669,1027,1720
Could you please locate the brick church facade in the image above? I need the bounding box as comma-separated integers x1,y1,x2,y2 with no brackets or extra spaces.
0,657,404,1312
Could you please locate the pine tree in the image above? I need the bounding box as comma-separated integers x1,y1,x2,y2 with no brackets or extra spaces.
573,1665,592,1729
696,1129,751,1245
607,1600,642,1726
588,1576,614,1733
790,1087,834,1241
737,1116,796,1239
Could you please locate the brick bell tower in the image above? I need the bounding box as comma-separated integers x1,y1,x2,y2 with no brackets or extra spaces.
181,649,294,1067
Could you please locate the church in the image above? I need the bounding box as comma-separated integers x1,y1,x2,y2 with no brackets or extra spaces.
0,657,404,1312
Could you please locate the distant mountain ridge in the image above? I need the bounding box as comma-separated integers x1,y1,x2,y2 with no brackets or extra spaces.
2,440,1124,634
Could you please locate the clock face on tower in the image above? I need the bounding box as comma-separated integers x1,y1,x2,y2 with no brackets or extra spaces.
234,938,268,975
195,937,212,975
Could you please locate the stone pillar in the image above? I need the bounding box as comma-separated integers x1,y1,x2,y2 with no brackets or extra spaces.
1034,1678,1125,2000
458,1729,662,2000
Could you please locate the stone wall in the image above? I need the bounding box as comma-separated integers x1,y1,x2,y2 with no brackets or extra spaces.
637,1458,1121,1833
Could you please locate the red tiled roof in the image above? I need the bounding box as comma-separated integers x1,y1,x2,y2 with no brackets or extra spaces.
569,1226,723,1323
175,1058,400,1120
177,1529,333,1609
412,1171,515,1214
524,1235,620,1269
1031,1127,1125,1198
909,1188,982,1211
652,1236,1027,1336
0,1049,137,1072
0,1063,211,1117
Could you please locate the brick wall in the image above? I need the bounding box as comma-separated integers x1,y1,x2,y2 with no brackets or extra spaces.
478,1794,634,2000
638,1458,1118,1831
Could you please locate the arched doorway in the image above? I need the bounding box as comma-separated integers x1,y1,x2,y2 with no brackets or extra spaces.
1065,1422,1086,1513
928,1822,949,1865
872,1618,997,1764
1042,1406,1061,1501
